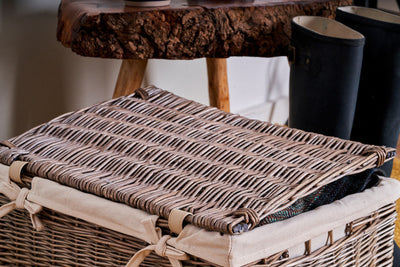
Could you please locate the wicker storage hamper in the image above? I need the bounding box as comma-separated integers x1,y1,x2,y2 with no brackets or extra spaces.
0,86,399,267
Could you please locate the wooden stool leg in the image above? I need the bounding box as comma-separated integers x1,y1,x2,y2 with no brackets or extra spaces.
113,59,148,98
206,58,230,112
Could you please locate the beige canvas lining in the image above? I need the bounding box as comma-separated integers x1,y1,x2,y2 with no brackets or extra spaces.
1,163,400,267
228,178,400,266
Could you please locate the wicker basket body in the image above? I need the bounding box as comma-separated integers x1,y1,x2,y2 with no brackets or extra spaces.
0,86,398,266
0,193,396,266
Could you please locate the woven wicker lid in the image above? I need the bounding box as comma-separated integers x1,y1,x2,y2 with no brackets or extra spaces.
0,86,395,234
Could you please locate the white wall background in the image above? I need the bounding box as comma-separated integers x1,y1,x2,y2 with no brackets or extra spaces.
145,57,290,121
0,1,113,139
0,0,291,141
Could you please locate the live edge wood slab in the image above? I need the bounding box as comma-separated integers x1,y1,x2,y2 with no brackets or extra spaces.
57,0,351,59
57,0,350,111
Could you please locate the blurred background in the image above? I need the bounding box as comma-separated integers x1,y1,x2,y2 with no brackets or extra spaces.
0,0,398,140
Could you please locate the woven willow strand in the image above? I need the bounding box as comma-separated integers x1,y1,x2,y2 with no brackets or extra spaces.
0,195,395,266
0,86,396,234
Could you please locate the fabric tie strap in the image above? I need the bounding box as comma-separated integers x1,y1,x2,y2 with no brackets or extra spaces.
126,218,189,267
0,162,44,231
168,209,192,234
126,235,189,267
9,161,28,184
0,181,44,231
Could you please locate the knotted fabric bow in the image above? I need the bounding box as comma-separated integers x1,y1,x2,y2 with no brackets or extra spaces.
0,179,44,231
126,218,189,267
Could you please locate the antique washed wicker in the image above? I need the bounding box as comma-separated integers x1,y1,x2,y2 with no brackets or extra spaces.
0,86,398,266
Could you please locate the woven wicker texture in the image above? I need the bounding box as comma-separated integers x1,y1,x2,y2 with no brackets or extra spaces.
264,203,396,267
0,86,396,234
0,194,170,267
0,194,395,266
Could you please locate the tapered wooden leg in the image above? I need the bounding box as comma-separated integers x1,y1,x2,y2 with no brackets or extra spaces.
206,58,230,112
113,59,148,98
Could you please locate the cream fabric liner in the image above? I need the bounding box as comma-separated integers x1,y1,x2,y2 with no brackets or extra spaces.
0,164,160,245
170,177,400,266
1,163,400,267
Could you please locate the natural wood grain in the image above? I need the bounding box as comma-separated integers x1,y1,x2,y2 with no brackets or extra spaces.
57,0,351,59
206,58,230,112
113,59,148,98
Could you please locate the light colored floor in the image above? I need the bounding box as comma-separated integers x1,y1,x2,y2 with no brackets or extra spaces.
392,140,400,245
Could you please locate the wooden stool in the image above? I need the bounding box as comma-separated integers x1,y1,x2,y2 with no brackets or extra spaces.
57,0,351,113
113,58,229,111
